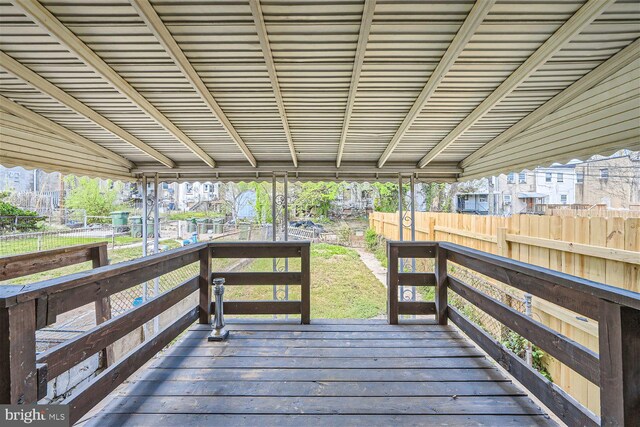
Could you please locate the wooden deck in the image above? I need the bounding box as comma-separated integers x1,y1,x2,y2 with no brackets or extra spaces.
86,320,555,426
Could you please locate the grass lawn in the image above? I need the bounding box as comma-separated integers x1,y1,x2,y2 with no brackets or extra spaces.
2,240,386,320
2,240,185,285
0,235,141,257
225,243,387,319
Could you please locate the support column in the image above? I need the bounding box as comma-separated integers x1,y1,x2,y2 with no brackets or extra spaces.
141,177,148,300
153,173,160,334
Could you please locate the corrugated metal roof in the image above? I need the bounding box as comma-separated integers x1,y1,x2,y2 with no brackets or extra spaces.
0,0,638,182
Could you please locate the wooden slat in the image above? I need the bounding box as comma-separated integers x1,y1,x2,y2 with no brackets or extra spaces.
1,243,206,308
37,277,198,379
151,356,491,370
435,244,448,325
210,242,305,259
63,307,199,425
0,300,37,404
301,244,311,324
448,277,600,385
87,413,553,427
392,243,437,259
398,272,435,287
598,300,640,425
163,346,481,358
212,272,302,286
213,301,301,315
398,301,436,315
45,250,200,320
0,242,105,281
507,233,640,265
387,244,399,324
448,307,599,427
110,379,522,397
198,247,211,324
189,330,456,340
443,242,640,315
96,395,545,416
443,243,599,319
174,338,468,349
91,244,113,370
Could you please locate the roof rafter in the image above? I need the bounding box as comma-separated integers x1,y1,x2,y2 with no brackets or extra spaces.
11,0,216,168
0,94,135,169
460,38,640,169
0,51,175,168
131,0,257,167
249,0,298,167
376,0,495,169
336,0,376,168
417,0,615,168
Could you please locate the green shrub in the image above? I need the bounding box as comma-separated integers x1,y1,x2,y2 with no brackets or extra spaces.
502,331,552,381
364,228,377,251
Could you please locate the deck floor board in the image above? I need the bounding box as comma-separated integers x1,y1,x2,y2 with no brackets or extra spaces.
87,321,556,426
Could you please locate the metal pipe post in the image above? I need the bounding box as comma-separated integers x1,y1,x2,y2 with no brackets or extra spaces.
524,293,533,366
208,278,229,341
153,173,160,333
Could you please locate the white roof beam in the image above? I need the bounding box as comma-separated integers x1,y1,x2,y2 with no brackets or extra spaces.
460,38,640,169
249,0,298,167
0,51,175,168
11,0,216,168
336,0,376,168
131,0,257,167
417,0,615,169
377,0,494,168
0,94,135,169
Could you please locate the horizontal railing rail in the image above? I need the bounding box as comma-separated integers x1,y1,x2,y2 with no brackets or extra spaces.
0,240,312,424
209,241,311,323
0,242,208,423
387,240,640,427
386,241,440,323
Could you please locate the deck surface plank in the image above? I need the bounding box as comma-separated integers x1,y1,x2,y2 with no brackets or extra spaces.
86,321,556,426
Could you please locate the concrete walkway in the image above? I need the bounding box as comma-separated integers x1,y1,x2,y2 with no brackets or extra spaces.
354,247,387,288
355,247,423,302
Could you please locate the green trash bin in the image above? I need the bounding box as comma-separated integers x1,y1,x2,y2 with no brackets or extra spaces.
130,216,154,238
187,218,197,233
239,224,251,240
196,218,209,234
212,218,224,234
110,211,130,227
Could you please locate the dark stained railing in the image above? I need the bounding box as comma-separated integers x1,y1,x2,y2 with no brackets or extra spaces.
0,241,311,424
387,240,640,427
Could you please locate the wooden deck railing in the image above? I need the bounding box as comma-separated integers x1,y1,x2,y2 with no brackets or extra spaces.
387,240,640,427
0,240,311,424
209,241,311,323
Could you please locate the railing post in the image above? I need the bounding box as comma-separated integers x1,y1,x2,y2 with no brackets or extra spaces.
435,243,448,325
387,243,399,324
598,300,640,426
301,244,311,324
91,244,114,368
199,246,212,324
0,300,37,404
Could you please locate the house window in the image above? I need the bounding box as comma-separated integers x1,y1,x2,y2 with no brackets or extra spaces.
545,172,552,182
600,168,609,179
479,195,487,203
560,194,568,204
503,194,512,204
518,172,526,183
507,173,515,184
557,173,563,183
577,172,584,183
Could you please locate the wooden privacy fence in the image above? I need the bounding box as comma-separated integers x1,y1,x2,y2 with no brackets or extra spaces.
387,241,640,427
372,211,639,414
0,241,311,424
